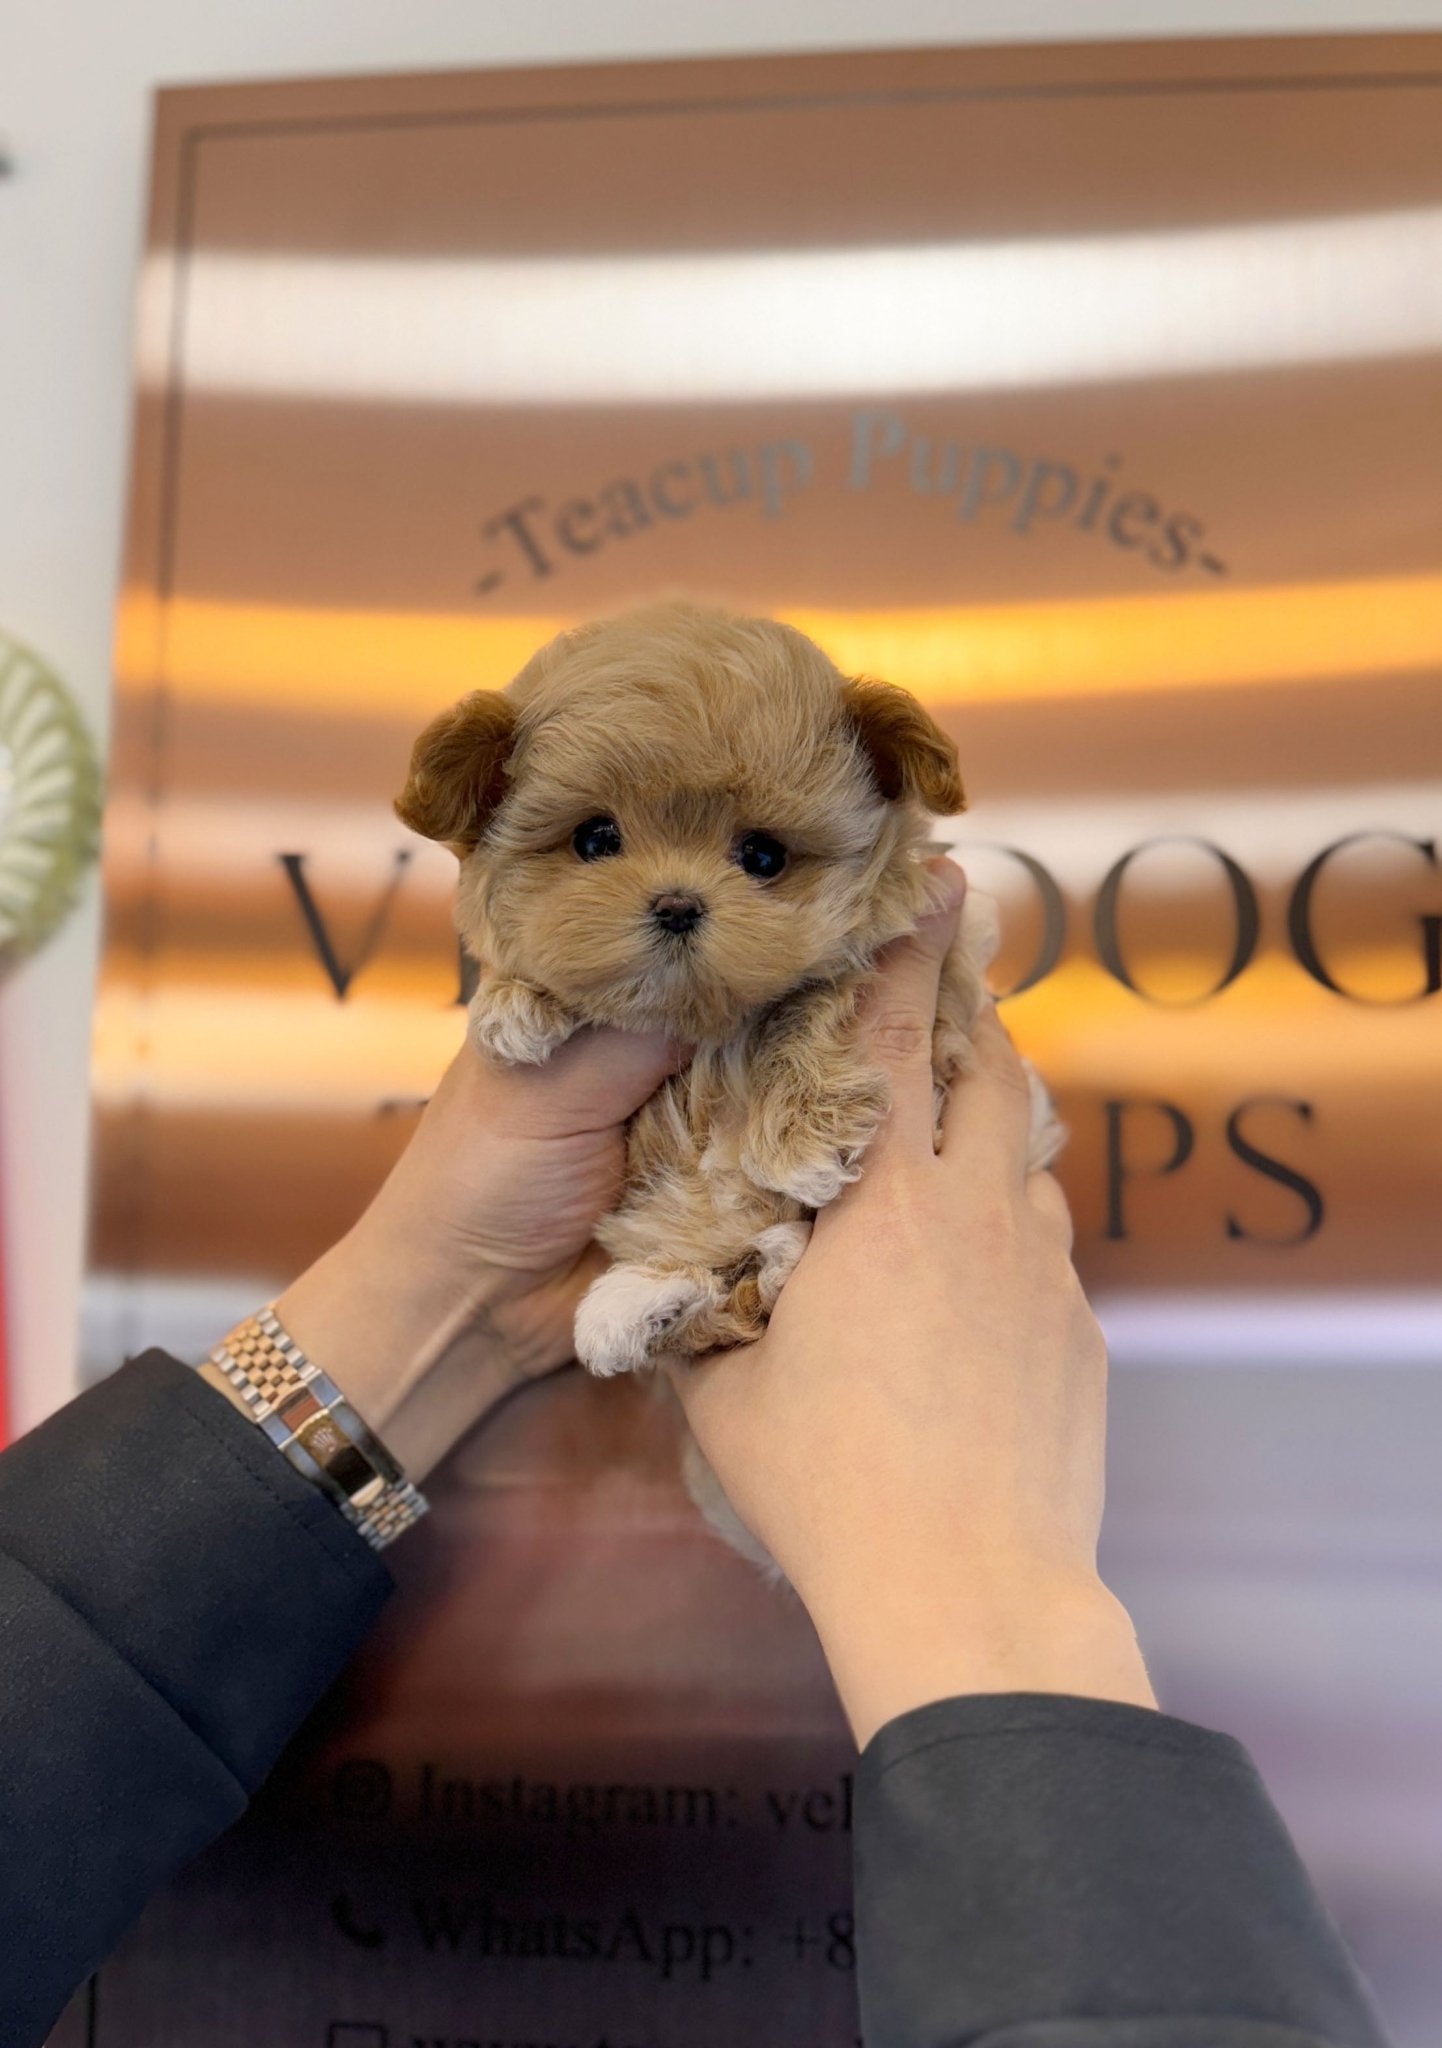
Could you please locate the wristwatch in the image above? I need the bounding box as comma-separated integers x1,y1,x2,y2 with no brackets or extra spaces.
200,1306,428,1551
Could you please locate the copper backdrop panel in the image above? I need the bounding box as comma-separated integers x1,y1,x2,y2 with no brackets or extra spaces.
79,38,1442,2048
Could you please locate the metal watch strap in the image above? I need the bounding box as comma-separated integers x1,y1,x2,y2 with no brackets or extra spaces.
205,1306,428,1551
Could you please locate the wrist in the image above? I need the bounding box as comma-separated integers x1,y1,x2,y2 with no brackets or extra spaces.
203,1307,429,1548
272,1215,515,1482
808,1566,1156,1750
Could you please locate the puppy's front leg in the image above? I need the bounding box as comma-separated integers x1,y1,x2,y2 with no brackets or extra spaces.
739,980,888,1209
468,972,579,1066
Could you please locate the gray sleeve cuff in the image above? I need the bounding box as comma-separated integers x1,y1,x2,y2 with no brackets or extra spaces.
855,1692,1391,2048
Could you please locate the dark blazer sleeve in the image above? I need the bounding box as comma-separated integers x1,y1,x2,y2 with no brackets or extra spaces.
0,1349,391,2048
854,1692,1392,2048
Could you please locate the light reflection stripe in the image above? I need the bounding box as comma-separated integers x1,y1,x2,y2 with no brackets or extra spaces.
97,781,1442,894
113,576,1442,716
79,1269,1442,1375
137,205,1442,406
92,958,1440,1112
1095,1291,1442,1366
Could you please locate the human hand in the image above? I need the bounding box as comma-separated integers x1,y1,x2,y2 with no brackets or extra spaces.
273,1022,683,1480
668,860,1154,1745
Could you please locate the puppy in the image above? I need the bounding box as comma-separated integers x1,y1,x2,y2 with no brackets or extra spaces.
396,598,1062,1556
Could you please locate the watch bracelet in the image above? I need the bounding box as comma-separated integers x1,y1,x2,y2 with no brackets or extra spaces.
206,1306,428,1551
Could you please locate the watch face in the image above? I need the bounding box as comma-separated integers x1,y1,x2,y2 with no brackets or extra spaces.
0,632,101,967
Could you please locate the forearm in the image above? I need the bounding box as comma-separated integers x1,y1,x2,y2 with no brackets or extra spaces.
273,1210,522,1482
0,1353,389,2046
808,1567,1156,1750
269,1042,619,1482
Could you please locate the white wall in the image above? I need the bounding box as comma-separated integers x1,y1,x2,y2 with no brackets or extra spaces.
3,0,1442,1436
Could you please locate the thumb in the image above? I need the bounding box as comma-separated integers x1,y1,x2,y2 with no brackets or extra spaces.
527,1023,689,1133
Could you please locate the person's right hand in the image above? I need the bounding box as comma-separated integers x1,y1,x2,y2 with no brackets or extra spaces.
272,1019,684,1482
668,860,1155,1747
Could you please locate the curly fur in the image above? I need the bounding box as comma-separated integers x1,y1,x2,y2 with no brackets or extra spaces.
397,597,1062,1555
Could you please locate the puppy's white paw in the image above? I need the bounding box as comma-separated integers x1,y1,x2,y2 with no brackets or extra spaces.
1023,1059,1067,1172
754,1219,811,1310
468,980,574,1066
575,1264,715,1378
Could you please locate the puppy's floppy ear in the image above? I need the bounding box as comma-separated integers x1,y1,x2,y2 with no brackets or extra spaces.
395,691,518,848
841,678,965,814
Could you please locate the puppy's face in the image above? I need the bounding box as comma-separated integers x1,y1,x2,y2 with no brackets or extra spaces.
468,737,884,1043
397,602,963,1041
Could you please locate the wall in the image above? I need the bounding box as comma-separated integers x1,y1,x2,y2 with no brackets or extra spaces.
4,0,1442,1434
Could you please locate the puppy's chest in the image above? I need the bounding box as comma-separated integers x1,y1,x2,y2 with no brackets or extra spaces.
627,1035,765,1187
622,977,875,1207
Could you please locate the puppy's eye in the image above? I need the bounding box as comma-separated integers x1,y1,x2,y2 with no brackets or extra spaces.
735,831,788,880
573,815,623,862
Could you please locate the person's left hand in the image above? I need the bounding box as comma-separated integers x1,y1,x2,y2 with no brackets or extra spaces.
273,1023,683,1479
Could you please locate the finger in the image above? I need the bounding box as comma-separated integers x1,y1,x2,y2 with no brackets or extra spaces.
858,860,967,1171
937,1000,1035,1190
1025,1168,1075,1250
494,1024,688,1136
548,1024,690,1128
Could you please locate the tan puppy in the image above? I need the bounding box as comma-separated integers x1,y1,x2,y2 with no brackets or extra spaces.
397,599,1061,1544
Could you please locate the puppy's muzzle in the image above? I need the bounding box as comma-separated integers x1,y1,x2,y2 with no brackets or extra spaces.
650,891,706,937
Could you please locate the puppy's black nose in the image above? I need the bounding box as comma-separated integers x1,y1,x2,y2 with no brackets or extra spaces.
650,891,706,936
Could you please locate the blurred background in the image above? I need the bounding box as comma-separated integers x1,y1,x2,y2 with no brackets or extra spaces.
3,6,1441,2046
6,0,1442,1436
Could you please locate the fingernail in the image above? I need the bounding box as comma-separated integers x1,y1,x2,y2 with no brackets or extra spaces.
923,855,967,911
